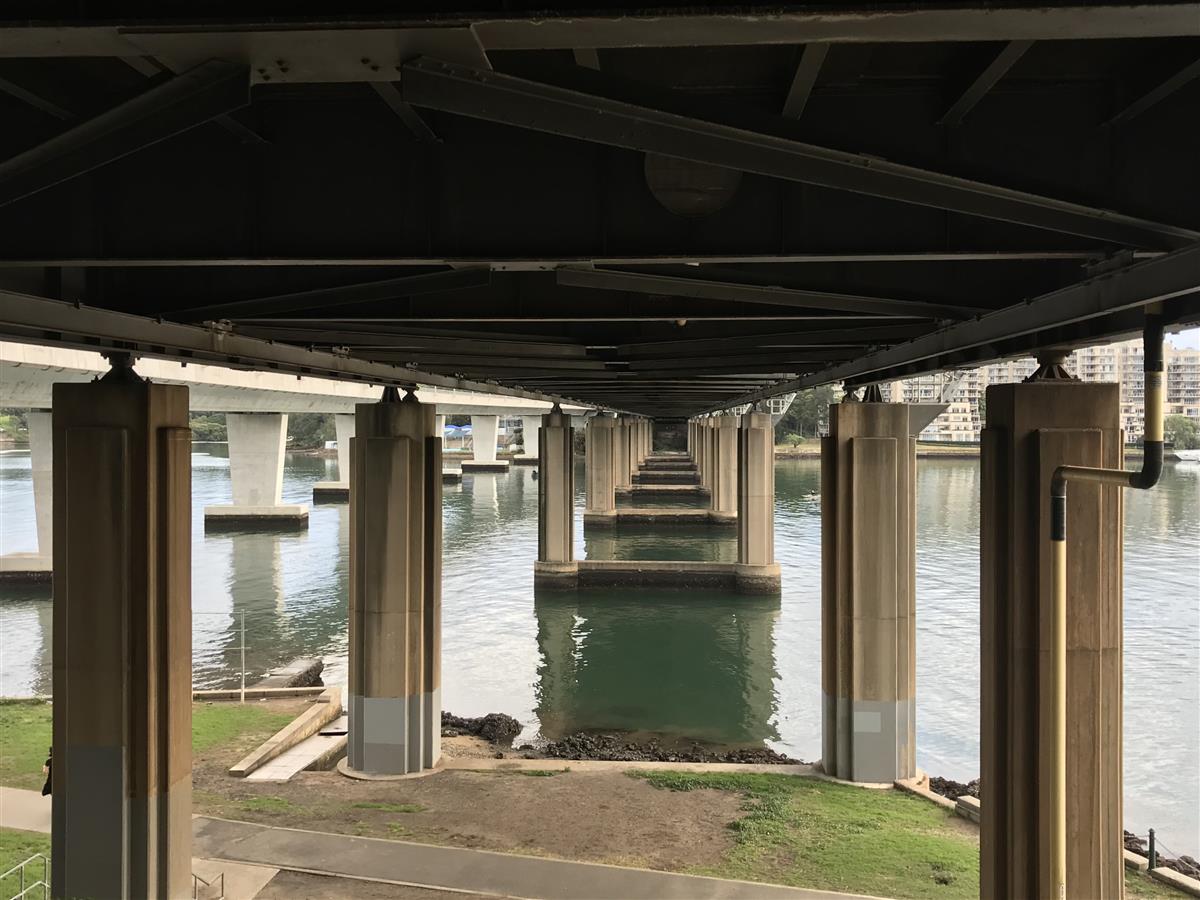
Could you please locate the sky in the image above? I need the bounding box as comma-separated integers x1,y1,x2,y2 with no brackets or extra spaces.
1172,327,1200,350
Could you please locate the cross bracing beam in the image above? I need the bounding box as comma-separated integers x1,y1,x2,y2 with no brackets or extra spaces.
0,60,249,208
1107,58,1200,125
617,324,932,356
938,41,1033,125
233,325,591,358
555,269,973,319
0,289,578,407
782,44,828,119
173,269,492,320
399,58,1199,251
0,75,72,119
371,82,440,143
706,240,1200,409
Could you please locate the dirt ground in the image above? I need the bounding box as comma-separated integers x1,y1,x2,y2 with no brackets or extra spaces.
195,756,742,872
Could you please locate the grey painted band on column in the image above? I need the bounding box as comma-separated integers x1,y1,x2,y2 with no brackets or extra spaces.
349,693,411,775
845,697,915,783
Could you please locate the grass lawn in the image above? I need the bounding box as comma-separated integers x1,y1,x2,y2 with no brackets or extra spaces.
0,828,50,896
635,771,979,900
0,699,299,790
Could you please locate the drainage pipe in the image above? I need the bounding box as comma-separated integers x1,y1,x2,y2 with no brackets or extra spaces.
1049,311,1164,898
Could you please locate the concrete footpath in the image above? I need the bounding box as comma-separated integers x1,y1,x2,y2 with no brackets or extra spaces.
194,816,880,900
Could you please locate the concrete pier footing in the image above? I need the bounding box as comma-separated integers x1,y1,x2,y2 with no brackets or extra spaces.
346,393,441,777
205,413,309,526
52,374,193,898
0,410,52,580
463,414,510,472
980,382,1123,899
820,402,917,784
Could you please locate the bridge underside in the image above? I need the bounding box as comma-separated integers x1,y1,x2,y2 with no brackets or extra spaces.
0,2,1198,416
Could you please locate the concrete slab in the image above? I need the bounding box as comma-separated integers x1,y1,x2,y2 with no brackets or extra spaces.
461,461,510,472
204,505,310,530
193,857,280,900
0,553,52,582
577,559,736,588
1151,866,1200,897
247,716,348,783
312,482,349,502
441,468,463,483
193,816,882,900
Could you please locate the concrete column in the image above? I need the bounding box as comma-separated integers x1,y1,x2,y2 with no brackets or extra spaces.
584,416,617,525
535,406,576,584
313,413,355,502
735,411,780,593
980,382,1123,899
613,417,632,489
711,415,739,522
464,414,508,471
704,418,718,491
347,391,441,776
205,413,308,526
435,414,445,443
515,414,541,465
0,410,53,578
51,369,192,899
820,402,916,784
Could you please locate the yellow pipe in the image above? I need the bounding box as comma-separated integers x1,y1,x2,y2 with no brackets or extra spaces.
1052,537,1067,900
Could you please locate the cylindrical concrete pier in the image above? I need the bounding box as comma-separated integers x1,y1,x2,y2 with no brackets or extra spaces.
735,411,780,593
820,401,916,784
584,416,617,526
711,415,739,522
52,371,193,898
535,405,576,585
980,381,1123,900
347,390,441,776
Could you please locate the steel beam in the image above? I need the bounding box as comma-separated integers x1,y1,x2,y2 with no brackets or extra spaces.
556,268,973,319
782,44,828,119
0,75,72,119
401,58,1198,250
1107,58,1200,125
0,251,1126,268
372,82,439,142
938,41,1033,126
0,289,574,406
174,269,491,320
0,60,249,208
618,323,930,356
708,241,1200,407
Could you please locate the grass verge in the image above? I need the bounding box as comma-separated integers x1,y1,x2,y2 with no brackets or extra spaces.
0,700,299,790
634,771,979,900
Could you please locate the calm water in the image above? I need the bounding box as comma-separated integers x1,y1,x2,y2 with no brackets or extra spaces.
1,446,1197,853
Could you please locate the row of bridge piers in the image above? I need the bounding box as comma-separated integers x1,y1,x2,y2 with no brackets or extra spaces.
40,361,1126,898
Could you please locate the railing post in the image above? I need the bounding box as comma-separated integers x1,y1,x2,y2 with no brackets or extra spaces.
1148,829,1157,869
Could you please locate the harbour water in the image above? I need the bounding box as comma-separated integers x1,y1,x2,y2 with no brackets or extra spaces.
1,446,1197,853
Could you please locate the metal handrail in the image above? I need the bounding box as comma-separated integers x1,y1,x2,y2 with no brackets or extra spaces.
2,853,49,900
192,870,225,900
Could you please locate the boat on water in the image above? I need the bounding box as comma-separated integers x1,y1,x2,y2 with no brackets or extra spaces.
1174,449,1200,462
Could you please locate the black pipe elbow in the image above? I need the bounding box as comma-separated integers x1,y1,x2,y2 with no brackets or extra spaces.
1131,441,1164,490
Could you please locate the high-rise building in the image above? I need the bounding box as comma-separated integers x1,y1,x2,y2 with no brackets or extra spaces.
885,338,1200,442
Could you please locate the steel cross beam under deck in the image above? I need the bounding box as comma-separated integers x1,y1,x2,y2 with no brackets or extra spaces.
0,289,586,409
399,58,1199,251
706,241,1200,409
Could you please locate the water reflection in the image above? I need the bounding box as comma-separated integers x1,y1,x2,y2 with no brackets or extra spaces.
533,586,781,745
584,524,737,562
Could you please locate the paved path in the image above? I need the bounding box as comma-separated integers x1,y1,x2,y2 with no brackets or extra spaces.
0,786,50,833
194,816,882,900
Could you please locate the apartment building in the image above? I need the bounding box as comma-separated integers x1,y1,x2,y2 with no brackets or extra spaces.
885,339,1200,442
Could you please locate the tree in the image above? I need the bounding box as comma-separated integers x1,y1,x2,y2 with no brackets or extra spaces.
287,413,334,450
775,385,836,440
188,412,226,442
1165,414,1200,450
